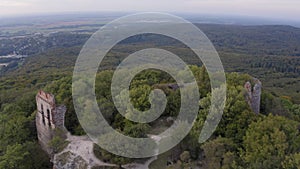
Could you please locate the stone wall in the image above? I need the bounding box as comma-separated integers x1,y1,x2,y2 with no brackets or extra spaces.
244,78,262,114
36,90,66,155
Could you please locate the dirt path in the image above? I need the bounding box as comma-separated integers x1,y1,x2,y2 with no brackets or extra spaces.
54,133,116,168
54,133,163,169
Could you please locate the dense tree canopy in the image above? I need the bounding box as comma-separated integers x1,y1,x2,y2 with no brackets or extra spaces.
1,62,299,168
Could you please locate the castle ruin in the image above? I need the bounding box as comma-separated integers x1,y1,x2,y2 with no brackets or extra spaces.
35,90,115,168
244,78,262,114
36,90,66,154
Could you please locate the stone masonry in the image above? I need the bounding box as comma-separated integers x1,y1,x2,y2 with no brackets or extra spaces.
36,90,66,155
244,78,262,114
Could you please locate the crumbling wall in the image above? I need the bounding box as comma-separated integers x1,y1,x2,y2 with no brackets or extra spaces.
244,78,262,114
52,105,66,128
36,90,66,155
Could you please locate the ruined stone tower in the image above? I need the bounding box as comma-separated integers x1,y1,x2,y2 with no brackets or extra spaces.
36,90,66,154
244,78,262,114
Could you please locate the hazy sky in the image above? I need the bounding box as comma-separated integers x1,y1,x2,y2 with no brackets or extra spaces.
0,0,299,21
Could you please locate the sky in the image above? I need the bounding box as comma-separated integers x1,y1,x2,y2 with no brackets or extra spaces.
0,0,300,21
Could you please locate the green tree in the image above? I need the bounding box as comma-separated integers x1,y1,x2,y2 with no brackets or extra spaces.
282,153,300,169
201,137,237,169
242,114,300,169
0,143,29,169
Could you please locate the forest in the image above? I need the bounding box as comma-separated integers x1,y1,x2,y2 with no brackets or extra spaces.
1,24,299,102
0,24,299,168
